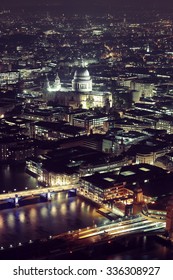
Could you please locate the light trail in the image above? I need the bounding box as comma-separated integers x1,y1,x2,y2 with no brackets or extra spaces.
79,220,165,239
78,217,147,238
109,222,166,235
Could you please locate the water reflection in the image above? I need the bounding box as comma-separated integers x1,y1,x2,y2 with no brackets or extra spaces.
0,193,107,246
7,213,15,228
70,201,76,212
50,205,58,217
60,203,67,215
0,216,3,229
29,208,37,221
40,206,48,218
19,212,25,223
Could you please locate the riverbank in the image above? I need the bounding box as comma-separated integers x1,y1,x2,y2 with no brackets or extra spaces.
1,233,173,260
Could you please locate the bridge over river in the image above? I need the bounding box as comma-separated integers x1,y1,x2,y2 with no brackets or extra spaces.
0,214,166,259
0,185,78,208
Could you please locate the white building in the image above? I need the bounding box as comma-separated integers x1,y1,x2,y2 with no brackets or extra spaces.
72,67,92,92
45,65,112,109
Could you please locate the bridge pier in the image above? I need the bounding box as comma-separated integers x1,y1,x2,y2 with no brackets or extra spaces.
68,189,77,197
47,190,52,201
15,195,19,207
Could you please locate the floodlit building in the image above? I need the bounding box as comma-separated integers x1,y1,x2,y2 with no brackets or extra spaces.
72,67,92,92
79,172,131,203
44,65,112,109
47,73,61,92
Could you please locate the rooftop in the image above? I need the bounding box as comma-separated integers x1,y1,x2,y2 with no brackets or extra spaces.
81,171,122,190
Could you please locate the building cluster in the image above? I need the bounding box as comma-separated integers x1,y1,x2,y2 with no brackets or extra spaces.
0,9,173,221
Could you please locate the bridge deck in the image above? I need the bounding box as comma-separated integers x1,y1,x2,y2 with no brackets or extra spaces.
0,185,77,201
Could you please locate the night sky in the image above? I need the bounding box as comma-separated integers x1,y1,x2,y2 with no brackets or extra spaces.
0,0,173,9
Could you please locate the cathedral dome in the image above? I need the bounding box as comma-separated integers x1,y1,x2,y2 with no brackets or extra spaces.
72,67,92,92
74,68,91,81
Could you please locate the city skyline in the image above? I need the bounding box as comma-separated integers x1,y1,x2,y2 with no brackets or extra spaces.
0,4,173,260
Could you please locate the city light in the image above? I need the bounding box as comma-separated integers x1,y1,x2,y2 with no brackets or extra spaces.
0,4,173,261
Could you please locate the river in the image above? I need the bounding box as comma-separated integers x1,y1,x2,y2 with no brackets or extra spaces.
0,164,173,260
0,164,37,193
0,192,108,247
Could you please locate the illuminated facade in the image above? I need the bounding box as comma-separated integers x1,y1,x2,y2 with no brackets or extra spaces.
73,114,109,133
46,172,79,187
79,172,130,203
130,79,155,102
72,67,92,92
45,66,112,109
156,117,173,134
133,187,144,215
136,152,154,165
0,137,35,161
47,73,61,92
79,91,112,109
136,146,170,165
0,71,20,87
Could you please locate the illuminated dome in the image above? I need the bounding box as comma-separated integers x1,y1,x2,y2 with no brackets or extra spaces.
74,68,91,80
72,67,92,92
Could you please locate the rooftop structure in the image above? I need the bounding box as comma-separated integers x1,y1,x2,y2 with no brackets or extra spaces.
72,67,92,93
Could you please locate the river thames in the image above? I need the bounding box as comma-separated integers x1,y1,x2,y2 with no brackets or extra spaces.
0,192,109,247
0,164,173,260
0,164,107,245
0,164,37,193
